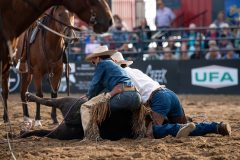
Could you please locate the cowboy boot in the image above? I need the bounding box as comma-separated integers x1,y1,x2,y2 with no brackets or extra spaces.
217,122,231,136
176,122,196,138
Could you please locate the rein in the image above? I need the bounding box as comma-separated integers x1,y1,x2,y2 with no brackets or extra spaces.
40,15,64,94
37,20,79,41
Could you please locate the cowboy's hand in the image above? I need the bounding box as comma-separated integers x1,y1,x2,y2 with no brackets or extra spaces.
81,95,89,101
151,112,164,125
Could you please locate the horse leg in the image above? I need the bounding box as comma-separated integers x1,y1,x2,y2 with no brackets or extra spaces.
49,68,63,124
2,71,9,123
51,92,58,124
20,73,32,123
33,75,43,128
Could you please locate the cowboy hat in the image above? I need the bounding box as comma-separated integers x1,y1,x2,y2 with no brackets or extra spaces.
111,52,133,66
85,45,117,61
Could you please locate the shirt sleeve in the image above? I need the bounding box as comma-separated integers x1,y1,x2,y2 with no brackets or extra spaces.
87,62,105,99
169,9,176,21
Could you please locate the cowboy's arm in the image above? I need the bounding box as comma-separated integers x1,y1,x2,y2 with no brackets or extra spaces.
87,62,105,99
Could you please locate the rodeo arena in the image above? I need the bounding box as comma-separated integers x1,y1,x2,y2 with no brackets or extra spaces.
1,0,240,159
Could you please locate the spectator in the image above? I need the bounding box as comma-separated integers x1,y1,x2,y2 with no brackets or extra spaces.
180,42,189,60
205,46,221,60
155,0,175,28
146,47,161,60
84,34,100,54
99,33,115,49
222,44,239,59
219,23,235,44
208,40,218,49
205,23,219,48
183,23,204,57
218,34,232,56
166,36,180,58
134,18,152,51
109,14,129,48
118,43,137,55
162,47,174,60
190,41,205,59
234,28,240,55
213,11,229,28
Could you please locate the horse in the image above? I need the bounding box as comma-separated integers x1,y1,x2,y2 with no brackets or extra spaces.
16,6,75,127
20,92,145,140
0,0,113,123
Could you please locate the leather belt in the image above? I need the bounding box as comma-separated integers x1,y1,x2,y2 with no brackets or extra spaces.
109,83,136,97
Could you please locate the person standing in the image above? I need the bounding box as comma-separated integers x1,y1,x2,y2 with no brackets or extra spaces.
155,0,176,28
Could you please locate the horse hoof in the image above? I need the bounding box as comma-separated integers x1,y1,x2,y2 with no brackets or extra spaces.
34,120,42,129
22,116,33,130
3,119,9,123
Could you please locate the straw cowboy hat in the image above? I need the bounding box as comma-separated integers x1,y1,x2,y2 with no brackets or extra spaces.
85,45,117,61
111,52,133,66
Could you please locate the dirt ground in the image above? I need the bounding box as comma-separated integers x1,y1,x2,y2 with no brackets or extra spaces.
0,94,240,160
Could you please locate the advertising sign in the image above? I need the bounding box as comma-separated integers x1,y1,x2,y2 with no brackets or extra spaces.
191,65,238,89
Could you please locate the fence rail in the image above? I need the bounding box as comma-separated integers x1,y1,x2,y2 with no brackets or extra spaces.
69,26,240,60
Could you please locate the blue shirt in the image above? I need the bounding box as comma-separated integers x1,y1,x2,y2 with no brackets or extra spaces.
87,59,133,99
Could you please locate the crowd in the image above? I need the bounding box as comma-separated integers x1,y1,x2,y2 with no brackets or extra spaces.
70,0,240,61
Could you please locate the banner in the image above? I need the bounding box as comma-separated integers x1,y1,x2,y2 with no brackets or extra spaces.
9,60,240,94
225,0,240,25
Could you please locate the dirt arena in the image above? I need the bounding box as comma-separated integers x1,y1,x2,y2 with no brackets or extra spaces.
0,94,239,160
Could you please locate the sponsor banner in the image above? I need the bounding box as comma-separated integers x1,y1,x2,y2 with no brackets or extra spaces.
191,65,238,89
178,60,240,94
9,60,240,94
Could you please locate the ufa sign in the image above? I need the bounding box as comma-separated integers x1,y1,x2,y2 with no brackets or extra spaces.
191,65,238,89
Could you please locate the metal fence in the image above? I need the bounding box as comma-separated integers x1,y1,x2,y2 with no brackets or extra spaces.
68,26,240,61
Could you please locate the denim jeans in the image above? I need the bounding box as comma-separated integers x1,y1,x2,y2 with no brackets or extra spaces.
153,122,219,139
110,91,141,111
150,88,185,120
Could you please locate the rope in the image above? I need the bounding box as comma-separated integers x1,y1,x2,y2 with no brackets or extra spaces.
41,98,81,138
36,20,99,41
0,40,18,160
37,20,79,41
1,92,17,160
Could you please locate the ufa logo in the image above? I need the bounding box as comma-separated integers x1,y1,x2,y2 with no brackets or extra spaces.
191,65,238,89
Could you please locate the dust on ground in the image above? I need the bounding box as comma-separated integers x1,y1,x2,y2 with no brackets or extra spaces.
0,94,240,160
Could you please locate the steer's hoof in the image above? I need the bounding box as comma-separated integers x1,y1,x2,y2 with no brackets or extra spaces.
51,118,59,125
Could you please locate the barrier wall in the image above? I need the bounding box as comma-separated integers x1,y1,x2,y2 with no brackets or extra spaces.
9,60,240,94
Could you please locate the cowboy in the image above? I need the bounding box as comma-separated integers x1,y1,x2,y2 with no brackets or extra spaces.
80,45,142,140
111,52,187,125
111,52,231,138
